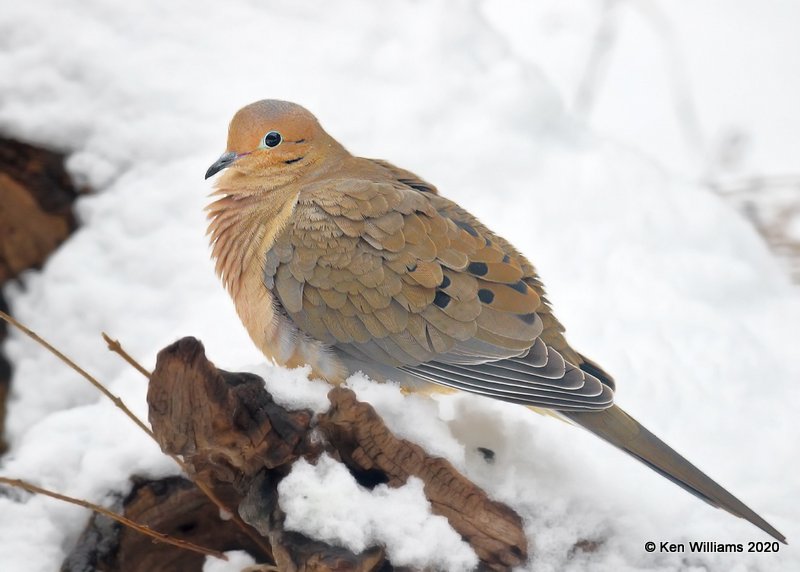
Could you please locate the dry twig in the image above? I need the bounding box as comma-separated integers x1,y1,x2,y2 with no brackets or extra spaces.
0,311,274,560
0,476,227,560
100,331,275,560
0,310,153,438
102,332,151,378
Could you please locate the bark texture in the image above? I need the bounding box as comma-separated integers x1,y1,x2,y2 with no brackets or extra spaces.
66,337,528,571
0,137,79,453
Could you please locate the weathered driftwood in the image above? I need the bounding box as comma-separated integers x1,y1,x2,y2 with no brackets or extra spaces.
61,477,270,572
0,296,10,454
0,137,79,454
0,137,77,284
318,389,527,567
65,337,528,571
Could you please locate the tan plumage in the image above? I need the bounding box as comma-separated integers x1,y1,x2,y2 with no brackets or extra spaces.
205,99,785,542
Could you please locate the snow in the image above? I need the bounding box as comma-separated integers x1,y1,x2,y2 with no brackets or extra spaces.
253,363,332,414
203,550,256,572
483,0,800,180
345,373,469,464
1,1,799,571
278,455,478,570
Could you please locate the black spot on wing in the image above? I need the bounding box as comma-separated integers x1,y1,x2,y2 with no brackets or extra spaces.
433,291,451,308
519,313,538,325
467,262,488,276
455,220,479,237
440,275,451,289
478,289,495,304
508,280,528,294
398,178,435,193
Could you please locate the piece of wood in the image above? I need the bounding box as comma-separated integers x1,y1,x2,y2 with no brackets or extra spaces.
0,137,78,283
147,337,527,570
147,337,386,571
0,294,9,454
147,337,316,483
67,336,530,570
61,477,271,572
0,137,79,455
0,173,71,282
0,137,79,217
319,387,527,569
240,471,387,572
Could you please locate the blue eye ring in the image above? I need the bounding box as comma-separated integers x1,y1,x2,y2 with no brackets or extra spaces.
263,131,282,148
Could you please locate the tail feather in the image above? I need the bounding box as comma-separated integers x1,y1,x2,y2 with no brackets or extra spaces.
565,405,786,543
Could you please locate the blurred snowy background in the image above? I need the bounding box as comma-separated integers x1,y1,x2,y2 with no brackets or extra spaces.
1,0,798,570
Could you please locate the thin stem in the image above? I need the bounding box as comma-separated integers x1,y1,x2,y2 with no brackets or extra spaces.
99,332,275,560
0,311,154,439
102,332,151,378
0,310,274,560
0,476,227,560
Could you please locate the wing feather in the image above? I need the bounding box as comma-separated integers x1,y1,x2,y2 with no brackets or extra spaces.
263,164,614,411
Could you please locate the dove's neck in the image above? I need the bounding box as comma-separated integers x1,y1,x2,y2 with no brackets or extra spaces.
204,153,350,384
206,183,299,299
206,139,349,297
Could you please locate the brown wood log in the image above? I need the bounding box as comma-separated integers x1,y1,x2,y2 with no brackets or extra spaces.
0,294,9,455
147,337,317,484
319,388,527,569
147,337,387,571
61,477,271,572
0,137,78,283
0,137,79,454
0,172,71,282
66,337,529,571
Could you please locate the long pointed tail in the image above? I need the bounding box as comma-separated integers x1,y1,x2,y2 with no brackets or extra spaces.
564,405,786,543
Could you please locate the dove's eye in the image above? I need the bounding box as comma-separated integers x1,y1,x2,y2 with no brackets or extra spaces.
263,131,282,148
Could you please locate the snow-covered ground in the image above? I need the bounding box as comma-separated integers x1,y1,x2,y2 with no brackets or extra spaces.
1,1,798,570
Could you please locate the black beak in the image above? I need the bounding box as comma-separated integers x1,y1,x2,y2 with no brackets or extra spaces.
205,151,238,180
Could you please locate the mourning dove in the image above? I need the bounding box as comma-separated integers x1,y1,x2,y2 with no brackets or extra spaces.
205,100,785,542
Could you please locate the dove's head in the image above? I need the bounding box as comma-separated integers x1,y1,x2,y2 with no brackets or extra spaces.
205,100,343,183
